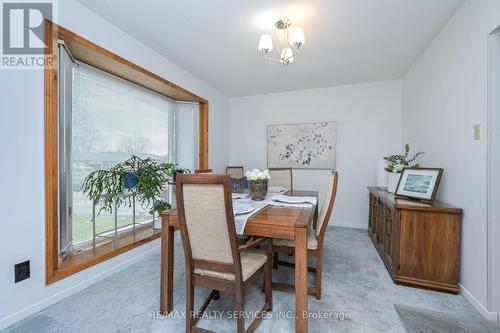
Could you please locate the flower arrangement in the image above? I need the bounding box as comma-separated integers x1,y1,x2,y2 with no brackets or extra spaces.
384,144,423,174
245,169,270,201
245,169,271,181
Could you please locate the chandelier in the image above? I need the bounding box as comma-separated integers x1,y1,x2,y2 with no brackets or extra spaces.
257,17,306,67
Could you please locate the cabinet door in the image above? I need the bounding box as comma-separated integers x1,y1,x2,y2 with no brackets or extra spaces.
397,210,460,285
376,200,384,244
382,205,394,264
369,194,377,236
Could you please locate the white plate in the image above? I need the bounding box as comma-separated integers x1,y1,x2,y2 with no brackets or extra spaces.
234,206,254,215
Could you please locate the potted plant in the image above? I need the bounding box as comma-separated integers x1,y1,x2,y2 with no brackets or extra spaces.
81,155,184,216
172,168,190,183
384,144,423,193
246,169,271,201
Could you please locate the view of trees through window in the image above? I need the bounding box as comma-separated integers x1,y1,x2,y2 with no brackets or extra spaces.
72,64,174,244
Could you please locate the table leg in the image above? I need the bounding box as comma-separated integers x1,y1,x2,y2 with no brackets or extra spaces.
313,203,319,229
160,221,175,314
295,227,308,333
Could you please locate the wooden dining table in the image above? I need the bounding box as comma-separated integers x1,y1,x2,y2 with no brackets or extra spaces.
159,190,318,333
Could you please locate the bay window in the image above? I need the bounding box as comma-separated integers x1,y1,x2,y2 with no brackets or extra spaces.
57,40,198,255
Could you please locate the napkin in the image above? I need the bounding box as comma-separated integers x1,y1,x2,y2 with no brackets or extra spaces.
233,202,252,215
271,195,317,206
268,186,288,193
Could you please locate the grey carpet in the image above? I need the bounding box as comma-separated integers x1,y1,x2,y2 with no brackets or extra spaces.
395,304,500,333
2,227,480,333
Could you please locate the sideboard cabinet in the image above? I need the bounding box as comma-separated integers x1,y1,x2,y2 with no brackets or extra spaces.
367,187,462,293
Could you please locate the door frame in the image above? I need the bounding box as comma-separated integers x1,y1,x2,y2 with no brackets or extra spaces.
487,28,500,321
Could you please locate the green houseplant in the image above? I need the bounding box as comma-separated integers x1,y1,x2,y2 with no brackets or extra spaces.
384,144,423,193
81,155,186,215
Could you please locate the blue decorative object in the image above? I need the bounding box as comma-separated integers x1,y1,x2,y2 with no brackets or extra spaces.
124,172,139,189
231,177,249,191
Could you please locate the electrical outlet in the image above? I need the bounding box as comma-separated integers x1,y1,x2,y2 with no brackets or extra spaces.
14,260,30,283
474,124,481,140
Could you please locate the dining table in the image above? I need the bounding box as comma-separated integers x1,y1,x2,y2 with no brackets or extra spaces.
159,190,318,333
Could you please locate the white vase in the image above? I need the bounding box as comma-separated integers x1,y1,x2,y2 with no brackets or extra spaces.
376,158,388,188
387,172,401,193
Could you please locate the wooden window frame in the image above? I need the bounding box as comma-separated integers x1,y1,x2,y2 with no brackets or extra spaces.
44,21,209,284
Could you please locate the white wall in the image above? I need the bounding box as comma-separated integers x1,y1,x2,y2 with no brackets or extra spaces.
0,0,229,329
402,0,500,320
489,31,500,320
229,80,402,228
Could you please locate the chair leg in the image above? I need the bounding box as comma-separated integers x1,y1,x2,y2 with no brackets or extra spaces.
264,260,273,311
315,253,322,300
273,252,279,269
186,275,195,333
235,286,245,333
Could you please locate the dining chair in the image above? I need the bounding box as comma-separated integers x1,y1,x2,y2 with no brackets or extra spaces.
272,170,338,300
268,168,293,190
176,173,273,333
226,166,244,179
195,168,213,173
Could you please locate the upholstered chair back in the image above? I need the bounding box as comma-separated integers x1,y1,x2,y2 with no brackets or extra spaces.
177,175,236,264
226,166,244,179
316,171,339,237
269,168,292,190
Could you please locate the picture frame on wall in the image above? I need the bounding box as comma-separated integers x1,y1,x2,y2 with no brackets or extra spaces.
267,121,336,169
395,167,444,202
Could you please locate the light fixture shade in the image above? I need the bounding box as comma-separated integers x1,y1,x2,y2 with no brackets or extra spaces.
281,47,294,65
289,27,306,49
258,34,273,54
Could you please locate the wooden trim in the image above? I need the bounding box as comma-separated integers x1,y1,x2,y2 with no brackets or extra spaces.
199,102,209,169
44,21,209,284
56,24,206,103
44,20,59,284
395,275,459,294
51,227,161,284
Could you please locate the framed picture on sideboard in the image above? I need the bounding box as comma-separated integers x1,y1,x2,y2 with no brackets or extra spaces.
395,167,444,202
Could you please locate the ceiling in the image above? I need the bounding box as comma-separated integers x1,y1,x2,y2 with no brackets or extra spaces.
76,0,464,97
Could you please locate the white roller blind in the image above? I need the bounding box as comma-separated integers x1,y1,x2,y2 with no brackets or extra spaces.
73,63,174,161
71,63,175,244
175,102,199,171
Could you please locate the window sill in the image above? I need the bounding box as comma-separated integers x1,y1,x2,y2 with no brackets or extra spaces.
46,225,161,285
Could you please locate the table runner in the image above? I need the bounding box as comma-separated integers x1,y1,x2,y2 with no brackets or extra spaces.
233,194,315,235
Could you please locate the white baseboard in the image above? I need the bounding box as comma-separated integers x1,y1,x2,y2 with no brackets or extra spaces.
331,221,368,229
0,244,160,331
459,283,499,322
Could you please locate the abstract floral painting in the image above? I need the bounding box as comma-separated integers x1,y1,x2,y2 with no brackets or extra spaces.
267,121,336,169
